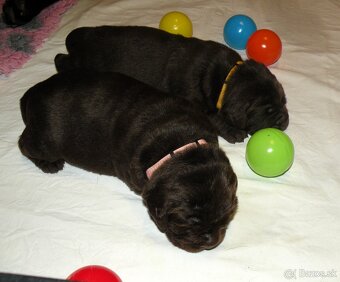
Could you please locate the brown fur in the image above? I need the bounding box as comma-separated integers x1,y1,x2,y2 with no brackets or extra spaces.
55,25,289,143
18,71,238,252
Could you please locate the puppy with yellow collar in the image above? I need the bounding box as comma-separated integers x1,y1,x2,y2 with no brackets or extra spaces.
55,26,289,143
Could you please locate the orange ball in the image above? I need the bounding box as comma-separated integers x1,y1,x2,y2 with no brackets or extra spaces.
246,29,282,66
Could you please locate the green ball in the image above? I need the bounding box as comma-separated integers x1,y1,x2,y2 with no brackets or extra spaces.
246,128,294,177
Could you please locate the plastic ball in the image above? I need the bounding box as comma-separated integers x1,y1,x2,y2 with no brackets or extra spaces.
223,14,257,50
246,128,294,178
68,265,122,282
159,11,193,37
246,29,282,66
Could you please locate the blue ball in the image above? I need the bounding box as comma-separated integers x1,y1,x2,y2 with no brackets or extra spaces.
223,15,257,50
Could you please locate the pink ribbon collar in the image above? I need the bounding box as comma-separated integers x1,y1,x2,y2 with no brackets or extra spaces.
146,139,207,179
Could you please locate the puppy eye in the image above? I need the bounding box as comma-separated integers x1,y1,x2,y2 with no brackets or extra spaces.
189,217,201,224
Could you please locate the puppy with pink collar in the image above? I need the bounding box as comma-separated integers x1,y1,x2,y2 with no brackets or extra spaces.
18,71,238,253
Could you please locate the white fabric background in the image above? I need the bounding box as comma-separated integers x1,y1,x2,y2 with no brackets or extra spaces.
0,1,339,281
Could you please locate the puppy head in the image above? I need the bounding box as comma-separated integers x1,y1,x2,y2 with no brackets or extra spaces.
142,145,238,252
221,59,289,135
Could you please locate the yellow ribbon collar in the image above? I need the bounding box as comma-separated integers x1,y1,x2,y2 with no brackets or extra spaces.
216,61,243,110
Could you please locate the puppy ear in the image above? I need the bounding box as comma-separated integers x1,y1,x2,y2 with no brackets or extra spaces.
142,185,168,233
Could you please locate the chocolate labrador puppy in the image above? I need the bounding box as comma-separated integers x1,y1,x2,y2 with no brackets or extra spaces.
18,71,238,252
55,25,289,143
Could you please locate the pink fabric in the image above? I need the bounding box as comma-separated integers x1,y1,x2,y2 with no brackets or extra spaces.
146,139,207,179
0,0,77,77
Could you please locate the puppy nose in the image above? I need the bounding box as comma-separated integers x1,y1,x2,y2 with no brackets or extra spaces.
202,233,222,250
203,233,213,244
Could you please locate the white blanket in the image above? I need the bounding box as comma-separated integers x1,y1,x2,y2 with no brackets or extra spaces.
1,1,339,281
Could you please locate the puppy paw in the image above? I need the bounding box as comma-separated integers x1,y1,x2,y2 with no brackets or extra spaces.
34,159,65,173
220,129,248,144
207,114,248,143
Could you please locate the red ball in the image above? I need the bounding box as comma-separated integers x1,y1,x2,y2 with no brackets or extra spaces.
68,265,122,282
246,29,282,66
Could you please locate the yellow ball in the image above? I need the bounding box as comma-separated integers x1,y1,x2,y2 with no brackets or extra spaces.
159,11,193,37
